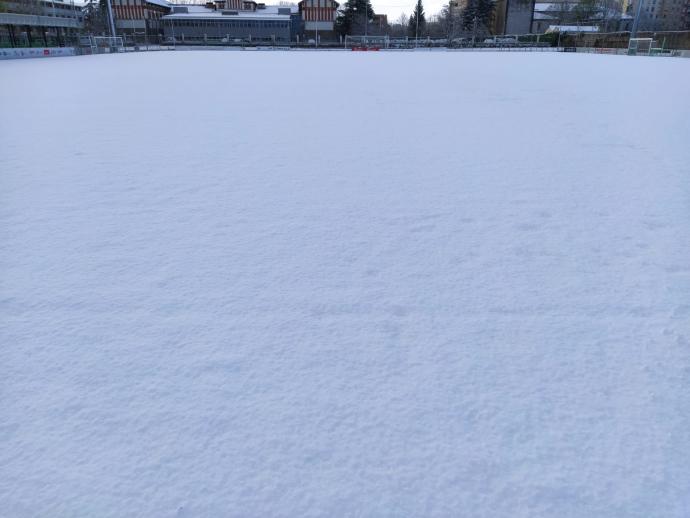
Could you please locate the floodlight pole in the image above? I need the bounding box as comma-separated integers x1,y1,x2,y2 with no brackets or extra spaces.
364,4,367,46
415,1,419,48
631,0,644,38
105,0,116,37
315,0,318,48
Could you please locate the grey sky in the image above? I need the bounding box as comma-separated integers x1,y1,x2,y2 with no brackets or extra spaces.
371,0,446,21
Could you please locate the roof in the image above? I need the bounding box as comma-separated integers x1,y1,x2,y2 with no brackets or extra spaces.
546,24,600,32
163,9,291,19
166,3,297,17
146,0,170,7
263,4,298,14
297,0,339,7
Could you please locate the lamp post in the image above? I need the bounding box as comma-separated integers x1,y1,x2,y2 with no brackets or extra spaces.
353,4,367,46
631,0,644,38
105,0,116,37
415,1,419,48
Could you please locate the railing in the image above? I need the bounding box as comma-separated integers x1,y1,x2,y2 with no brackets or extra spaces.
0,12,82,29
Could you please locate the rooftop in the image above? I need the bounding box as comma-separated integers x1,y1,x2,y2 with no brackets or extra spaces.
163,4,296,18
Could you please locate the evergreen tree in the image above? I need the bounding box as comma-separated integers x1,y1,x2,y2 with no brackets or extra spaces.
83,0,110,34
461,0,495,32
407,0,426,38
335,0,375,36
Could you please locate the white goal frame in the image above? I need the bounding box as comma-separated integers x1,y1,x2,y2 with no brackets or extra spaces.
628,37,654,56
90,36,125,53
344,35,390,49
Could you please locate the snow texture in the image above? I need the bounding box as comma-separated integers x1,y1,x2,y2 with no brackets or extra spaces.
1,51,690,517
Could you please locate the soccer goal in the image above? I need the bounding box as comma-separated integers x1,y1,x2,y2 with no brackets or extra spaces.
627,38,655,56
344,35,390,49
90,36,125,53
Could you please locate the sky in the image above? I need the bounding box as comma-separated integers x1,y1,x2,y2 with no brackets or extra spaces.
371,0,446,22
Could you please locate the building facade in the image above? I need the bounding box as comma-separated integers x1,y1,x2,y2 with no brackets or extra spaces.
531,0,633,33
493,0,535,34
111,0,171,36
628,0,689,31
0,0,83,47
161,4,298,43
298,0,338,38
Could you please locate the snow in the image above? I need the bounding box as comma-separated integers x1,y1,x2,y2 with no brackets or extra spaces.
1,51,690,516
548,25,600,32
145,0,170,9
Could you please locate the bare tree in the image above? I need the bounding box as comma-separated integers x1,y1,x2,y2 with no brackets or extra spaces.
388,12,409,37
437,3,464,40
597,0,624,31
546,1,577,26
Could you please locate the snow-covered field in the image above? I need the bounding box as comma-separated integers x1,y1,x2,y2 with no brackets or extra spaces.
2,51,689,516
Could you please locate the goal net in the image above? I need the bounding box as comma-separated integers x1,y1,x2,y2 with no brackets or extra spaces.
344,35,389,49
80,36,125,54
628,38,654,56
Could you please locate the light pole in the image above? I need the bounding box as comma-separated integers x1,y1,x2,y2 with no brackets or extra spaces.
631,0,644,38
315,0,318,48
364,4,367,45
471,15,477,47
354,4,367,46
415,1,419,48
105,0,116,38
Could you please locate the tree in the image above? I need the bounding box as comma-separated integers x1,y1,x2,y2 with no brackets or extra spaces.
335,0,375,36
388,12,409,37
435,3,464,40
408,0,426,38
461,0,495,33
546,1,576,26
83,0,110,35
572,0,598,23
597,0,624,32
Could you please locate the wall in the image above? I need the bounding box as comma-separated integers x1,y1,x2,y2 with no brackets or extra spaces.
505,0,534,34
0,47,76,59
562,30,690,49
162,17,292,42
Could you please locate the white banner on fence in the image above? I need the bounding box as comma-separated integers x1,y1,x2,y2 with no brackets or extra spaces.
0,47,76,60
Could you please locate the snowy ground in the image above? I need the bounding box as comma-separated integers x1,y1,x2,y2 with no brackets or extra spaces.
1,51,690,517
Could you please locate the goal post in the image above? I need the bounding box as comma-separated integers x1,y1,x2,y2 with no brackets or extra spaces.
91,36,125,53
628,38,654,56
344,34,389,49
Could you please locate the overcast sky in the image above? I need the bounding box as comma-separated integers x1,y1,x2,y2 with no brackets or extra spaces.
371,0,446,22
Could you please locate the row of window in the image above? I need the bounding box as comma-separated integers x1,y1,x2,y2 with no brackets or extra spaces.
171,20,290,28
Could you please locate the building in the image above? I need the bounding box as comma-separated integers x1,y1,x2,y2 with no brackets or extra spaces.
628,0,689,31
493,0,535,34
161,3,299,43
371,13,388,33
111,0,171,36
0,0,83,47
298,0,338,39
531,0,633,33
